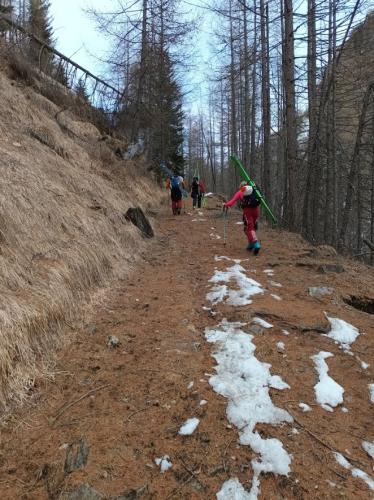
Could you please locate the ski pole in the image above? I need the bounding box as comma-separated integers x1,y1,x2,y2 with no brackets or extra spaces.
223,206,228,246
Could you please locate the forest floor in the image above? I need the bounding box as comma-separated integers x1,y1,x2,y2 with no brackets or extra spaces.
0,199,373,500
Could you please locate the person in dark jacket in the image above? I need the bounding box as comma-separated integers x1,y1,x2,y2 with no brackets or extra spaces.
191,177,202,209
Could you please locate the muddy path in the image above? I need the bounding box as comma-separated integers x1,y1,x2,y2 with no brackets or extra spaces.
0,202,373,499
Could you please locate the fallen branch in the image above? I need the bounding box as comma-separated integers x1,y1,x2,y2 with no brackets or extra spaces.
52,384,110,423
285,405,367,469
178,455,202,483
126,405,156,422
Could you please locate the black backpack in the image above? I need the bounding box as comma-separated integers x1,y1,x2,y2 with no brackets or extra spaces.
241,187,261,208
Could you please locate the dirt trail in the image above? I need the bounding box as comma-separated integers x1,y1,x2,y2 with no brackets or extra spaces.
0,201,373,499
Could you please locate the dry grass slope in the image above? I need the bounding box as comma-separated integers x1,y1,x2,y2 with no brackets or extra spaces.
0,64,163,412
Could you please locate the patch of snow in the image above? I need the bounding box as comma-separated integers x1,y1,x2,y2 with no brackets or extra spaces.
326,480,336,488
217,478,251,499
252,317,273,329
292,428,299,435
299,403,312,412
369,384,374,403
270,281,282,287
362,441,374,460
236,221,244,225
263,269,274,275
192,218,207,222
178,417,200,435
334,453,374,491
282,330,290,336
200,400,208,406
206,284,228,304
205,320,292,499
210,233,221,240
187,381,194,389
207,265,264,306
277,342,285,351
311,351,344,409
155,455,172,473
359,360,369,370
326,316,360,350
215,255,232,262
335,453,351,469
271,294,282,301
341,407,349,413
321,404,334,413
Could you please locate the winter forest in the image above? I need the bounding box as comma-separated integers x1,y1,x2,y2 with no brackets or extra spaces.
1,0,374,263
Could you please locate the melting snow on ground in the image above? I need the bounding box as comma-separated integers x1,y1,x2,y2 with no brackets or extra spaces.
311,352,344,409
207,264,264,306
334,452,374,491
270,281,283,288
325,316,360,351
359,359,369,370
178,417,200,435
299,403,312,412
217,478,251,499
271,294,282,301
205,320,293,499
369,384,374,403
277,342,285,351
362,441,374,460
263,269,274,276
155,455,172,473
252,317,273,329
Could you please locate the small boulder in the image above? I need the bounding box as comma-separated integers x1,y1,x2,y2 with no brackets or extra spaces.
107,335,120,348
64,439,89,474
318,264,344,274
125,207,154,238
65,484,103,500
114,485,148,499
308,287,334,298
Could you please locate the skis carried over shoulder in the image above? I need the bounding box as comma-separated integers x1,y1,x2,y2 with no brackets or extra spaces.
230,155,278,225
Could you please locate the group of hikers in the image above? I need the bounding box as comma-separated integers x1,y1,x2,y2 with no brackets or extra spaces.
166,174,206,215
166,172,262,255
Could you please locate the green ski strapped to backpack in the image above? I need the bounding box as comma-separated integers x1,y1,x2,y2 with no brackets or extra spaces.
230,155,278,225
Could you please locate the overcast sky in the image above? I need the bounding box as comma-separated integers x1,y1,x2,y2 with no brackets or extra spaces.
50,0,112,76
49,0,210,111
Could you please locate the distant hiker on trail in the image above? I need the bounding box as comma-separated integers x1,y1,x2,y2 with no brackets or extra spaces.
223,181,262,254
166,173,184,215
191,177,205,209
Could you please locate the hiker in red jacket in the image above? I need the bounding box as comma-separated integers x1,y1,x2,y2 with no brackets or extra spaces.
223,181,261,254
166,174,185,215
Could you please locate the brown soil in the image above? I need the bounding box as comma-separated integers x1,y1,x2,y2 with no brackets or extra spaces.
0,201,373,500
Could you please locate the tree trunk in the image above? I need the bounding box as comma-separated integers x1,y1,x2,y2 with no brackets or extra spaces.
260,0,271,202
283,0,298,229
338,84,374,250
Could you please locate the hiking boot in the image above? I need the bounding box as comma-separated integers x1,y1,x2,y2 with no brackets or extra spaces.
246,242,255,252
253,241,261,255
